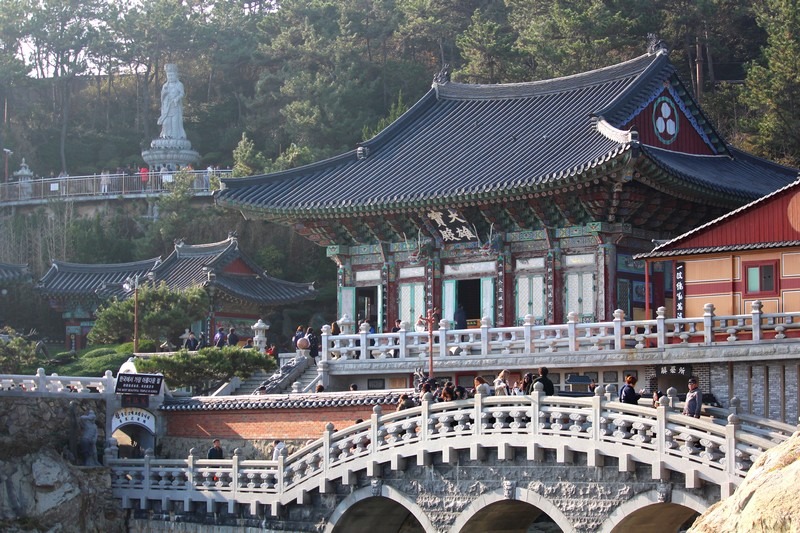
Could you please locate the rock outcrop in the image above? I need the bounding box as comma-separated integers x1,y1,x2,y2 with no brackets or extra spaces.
689,430,800,532
0,448,125,532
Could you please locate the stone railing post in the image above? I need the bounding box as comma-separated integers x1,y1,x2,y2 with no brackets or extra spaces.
591,385,603,445
142,448,154,509
276,453,285,495
473,392,484,437
530,382,544,438
666,387,678,409
398,320,410,359
438,319,449,358
318,360,329,388
231,448,242,506
655,395,668,470
703,303,716,345
370,405,382,457
187,448,197,495
320,324,331,361
523,314,534,353
724,413,741,476
751,300,763,342
322,422,335,481
612,309,624,350
729,396,741,415
480,317,491,355
420,397,430,442
36,367,47,392
656,307,666,347
567,312,578,351
604,384,618,403
359,322,370,360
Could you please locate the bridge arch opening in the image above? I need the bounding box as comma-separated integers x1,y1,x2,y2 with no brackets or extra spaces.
451,487,573,533
111,407,156,458
326,484,436,533
602,489,708,533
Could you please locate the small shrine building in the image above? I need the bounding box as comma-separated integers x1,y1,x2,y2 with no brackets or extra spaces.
217,46,797,331
37,235,316,349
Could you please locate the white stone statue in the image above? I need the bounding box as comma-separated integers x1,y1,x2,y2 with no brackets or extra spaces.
78,410,101,466
157,64,187,140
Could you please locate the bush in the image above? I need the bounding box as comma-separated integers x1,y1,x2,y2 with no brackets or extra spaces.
82,347,118,359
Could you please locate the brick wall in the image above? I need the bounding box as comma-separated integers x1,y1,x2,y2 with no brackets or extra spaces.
165,405,377,440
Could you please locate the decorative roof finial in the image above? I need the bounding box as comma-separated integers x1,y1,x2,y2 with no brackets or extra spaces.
433,64,451,84
647,34,669,55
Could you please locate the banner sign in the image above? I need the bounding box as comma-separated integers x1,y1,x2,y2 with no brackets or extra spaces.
427,208,477,243
115,373,163,395
675,262,685,319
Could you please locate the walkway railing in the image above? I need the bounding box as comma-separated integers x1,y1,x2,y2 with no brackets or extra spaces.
321,302,800,361
0,368,116,396
107,385,796,514
0,169,231,204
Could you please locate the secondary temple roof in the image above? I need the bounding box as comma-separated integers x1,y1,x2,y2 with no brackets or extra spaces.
0,262,30,284
216,48,797,243
37,236,316,306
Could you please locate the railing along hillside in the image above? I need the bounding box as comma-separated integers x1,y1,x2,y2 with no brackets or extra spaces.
108,385,797,514
0,169,231,203
321,302,800,361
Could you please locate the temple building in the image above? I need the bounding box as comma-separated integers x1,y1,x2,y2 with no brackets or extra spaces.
217,45,797,332
637,178,800,318
37,235,316,349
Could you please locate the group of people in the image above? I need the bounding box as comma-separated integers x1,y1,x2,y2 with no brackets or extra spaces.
490,367,555,396
180,326,262,351
618,374,703,416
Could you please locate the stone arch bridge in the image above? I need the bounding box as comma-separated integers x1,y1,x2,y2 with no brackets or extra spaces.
111,387,794,532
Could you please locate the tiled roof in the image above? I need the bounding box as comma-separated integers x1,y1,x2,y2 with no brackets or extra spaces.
37,258,160,298
160,390,411,411
150,238,316,305
635,178,800,259
36,237,316,305
0,262,29,283
217,50,795,218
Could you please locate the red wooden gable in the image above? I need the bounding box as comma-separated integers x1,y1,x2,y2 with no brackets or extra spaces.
222,257,256,275
666,181,800,250
624,88,715,155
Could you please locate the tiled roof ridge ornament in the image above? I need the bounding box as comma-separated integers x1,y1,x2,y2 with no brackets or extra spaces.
647,33,669,56
433,64,451,85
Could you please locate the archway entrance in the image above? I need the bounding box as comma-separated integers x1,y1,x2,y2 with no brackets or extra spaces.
610,503,698,532
111,407,156,458
331,496,425,533
458,499,562,533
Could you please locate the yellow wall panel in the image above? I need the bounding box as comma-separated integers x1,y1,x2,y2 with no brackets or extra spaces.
782,252,800,277
686,295,735,317
781,291,800,312
745,299,779,314
685,257,733,283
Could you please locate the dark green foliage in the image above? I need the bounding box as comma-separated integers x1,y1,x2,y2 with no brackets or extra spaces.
0,328,38,374
135,346,275,395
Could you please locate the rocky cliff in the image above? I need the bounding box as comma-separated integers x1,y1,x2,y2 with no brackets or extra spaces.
0,396,125,532
689,430,800,532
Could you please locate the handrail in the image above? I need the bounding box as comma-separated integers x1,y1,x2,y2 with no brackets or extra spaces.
0,169,232,204
107,384,797,513
319,301,800,361
0,367,115,396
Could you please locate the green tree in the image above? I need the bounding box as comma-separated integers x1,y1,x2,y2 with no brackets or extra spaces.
135,346,275,394
232,132,266,177
0,328,38,374
741,0,800,166
88,284,209,347
455,10,528,84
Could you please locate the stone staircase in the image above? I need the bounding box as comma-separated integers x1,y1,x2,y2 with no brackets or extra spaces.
231,360,320,395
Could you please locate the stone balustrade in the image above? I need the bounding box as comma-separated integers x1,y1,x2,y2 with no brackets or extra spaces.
107,384,797,515
0,367,116,397
320,301,800,362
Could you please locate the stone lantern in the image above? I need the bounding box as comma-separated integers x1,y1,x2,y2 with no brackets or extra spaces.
13,158,33,199
338,313,355,335
251,319,269,353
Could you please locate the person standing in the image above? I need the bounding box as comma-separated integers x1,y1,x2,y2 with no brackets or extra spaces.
532,367,555,396
619,374,644,405
305,327,319,361
493,369,511,396
292,326,305,349
683,377,702,418
184,331,199,351
227,327,240,347
272,440,286,460
213,327,227,348
207,439,223,459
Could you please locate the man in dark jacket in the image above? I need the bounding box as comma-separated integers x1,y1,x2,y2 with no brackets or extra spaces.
227,327,240,347
682,377,702,418
532,367,555,396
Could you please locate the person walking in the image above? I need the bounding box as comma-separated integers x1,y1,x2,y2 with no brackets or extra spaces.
213,327,227,348
683,377,702,418
619,374,644,405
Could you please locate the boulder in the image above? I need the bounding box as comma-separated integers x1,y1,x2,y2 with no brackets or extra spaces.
689,431,800,532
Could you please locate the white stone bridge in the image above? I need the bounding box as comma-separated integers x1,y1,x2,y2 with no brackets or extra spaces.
110,388,795,533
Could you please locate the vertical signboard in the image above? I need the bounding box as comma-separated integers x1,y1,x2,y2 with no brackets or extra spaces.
675,262,685,319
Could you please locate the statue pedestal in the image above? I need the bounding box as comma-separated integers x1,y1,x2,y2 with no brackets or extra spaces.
142,138,199,170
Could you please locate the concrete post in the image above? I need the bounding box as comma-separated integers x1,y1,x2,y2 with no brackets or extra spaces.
567,311,578,351
320,324,331,361
656,307,666,347
612,309,624,350
703,303,715,344
480,317,491,355
523,314,533,353
751,300,762,342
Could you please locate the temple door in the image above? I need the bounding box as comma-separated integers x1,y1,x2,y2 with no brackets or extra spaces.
480,276,495,324
516,273,546,325
442,279,457,324
565,271,595,322
398,282,425,325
